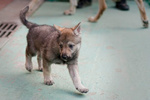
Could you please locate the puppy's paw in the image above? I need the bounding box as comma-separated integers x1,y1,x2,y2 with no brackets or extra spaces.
44,79,55,85
64,9,75,15
38,67,43,72
88,16,98,22
76,87,89,93
25,63,33,72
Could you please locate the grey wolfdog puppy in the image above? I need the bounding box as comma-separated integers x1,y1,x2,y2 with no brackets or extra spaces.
20,6,89,93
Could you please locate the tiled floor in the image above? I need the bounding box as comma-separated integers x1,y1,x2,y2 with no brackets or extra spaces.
0,0,30,49
0,1,150,100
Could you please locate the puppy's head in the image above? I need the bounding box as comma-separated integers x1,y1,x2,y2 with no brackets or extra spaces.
54,22,81,62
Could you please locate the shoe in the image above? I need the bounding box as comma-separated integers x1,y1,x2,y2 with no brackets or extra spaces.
116,2,129,11
77,0,92,9
76,1,84,9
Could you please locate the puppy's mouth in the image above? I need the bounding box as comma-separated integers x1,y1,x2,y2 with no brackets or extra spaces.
61,58,67,62
60,55,71,62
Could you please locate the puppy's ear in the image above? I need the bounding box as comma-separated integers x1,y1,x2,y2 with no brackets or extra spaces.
54,25,64,31
72,22,81,36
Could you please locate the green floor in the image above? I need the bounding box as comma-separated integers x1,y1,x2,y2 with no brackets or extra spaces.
0,1,150,100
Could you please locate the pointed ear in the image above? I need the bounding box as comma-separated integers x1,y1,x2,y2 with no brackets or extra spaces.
72,22,81,35
54,25,64,31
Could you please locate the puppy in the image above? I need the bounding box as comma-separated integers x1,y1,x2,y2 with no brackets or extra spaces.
20,6,89,93
64,0,148,28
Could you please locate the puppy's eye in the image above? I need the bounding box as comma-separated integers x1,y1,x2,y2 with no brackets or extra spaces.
69,44,74,49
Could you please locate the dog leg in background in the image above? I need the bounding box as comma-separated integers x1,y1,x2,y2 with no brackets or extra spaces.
37,51,42,71
88,0,107,22
64,0,77,15
67,64,89,93
43,59,54,85
135,0,149,28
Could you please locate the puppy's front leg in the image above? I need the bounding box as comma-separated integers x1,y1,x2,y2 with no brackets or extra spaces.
67,64,89,93
43,59,54,85
37,52,42,71
25,47,33,72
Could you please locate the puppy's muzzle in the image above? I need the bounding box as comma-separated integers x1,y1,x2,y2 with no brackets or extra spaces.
61,54,68,61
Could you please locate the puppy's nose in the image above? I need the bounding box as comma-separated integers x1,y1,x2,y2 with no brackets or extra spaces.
62,54,68,60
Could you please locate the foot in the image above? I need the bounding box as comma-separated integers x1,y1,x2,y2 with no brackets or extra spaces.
38,67,43,72
64,6,76,15
76,87,89,93
25,63,33,72
64,9,75,15
44,79,55,85
116,2,129,11
143,20,149,28
88,16,98,22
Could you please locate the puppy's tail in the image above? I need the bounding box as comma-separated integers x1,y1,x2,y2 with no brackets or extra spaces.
20,6,36,29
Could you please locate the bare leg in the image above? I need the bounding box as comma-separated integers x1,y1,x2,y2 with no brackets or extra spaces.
25,47,33,72
67,64,89,93
43,59,54,85
88,0,107,22
37,52,42,71
135,0,148,28
64,0,77,15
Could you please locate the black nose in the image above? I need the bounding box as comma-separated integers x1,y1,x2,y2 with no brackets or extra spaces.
62,54,68,60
